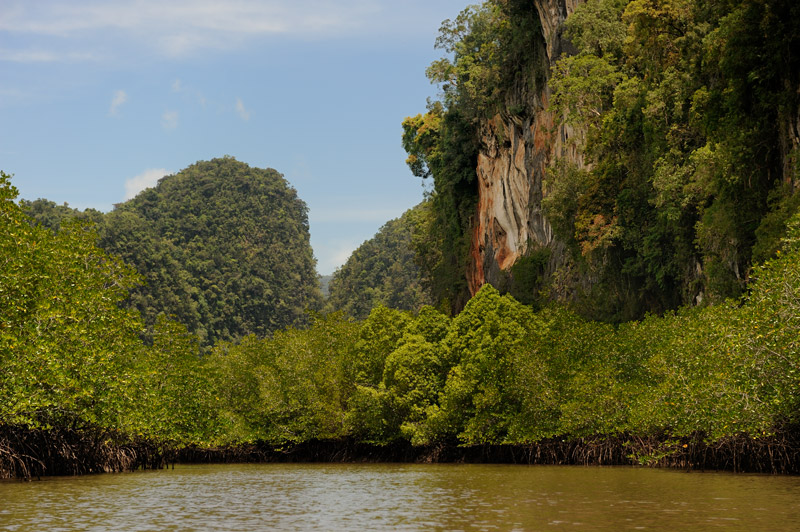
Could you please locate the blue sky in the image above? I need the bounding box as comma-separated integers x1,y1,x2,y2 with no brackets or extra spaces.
0,0,468,274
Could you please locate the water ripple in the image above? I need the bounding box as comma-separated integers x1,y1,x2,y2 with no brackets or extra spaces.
1,464,800,531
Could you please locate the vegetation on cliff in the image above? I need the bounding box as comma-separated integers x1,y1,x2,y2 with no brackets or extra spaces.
547,0,800,319
401,0,545,312
404,0,800,320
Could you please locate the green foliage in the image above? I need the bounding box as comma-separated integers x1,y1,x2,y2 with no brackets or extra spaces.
734,211,800,427
100,157,322,345
383,335,446,444
351,306,413,387
425,286,542,444
427,3,508,117
199,221,800,451
206,313,360,444
129,316,220,444
202,335,267,443
546,0,800,316
257,313,360,444
1,171,222,446
343,307,415,443
550,53,625,134
1,172,143,430
752,186,800,263
20,198,104,231
5,160,800,455
326,206,433,320
508,246,551,306
428,1,545,118
345,305,451,444
401,112,478,313
23,158,323,346
401,108,443,180
564,0,628,59
542,161,593,249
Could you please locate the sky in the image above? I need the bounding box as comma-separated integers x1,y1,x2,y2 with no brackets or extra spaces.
0,0,469,275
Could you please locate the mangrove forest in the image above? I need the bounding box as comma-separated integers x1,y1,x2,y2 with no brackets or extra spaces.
3,0,800,478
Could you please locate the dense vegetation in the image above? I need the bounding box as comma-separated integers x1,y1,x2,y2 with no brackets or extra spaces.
24,158,322,345
4,0,800,477
325,205,433,319
200,209,796,472
1,172,220,476
4,168,800,474
547,0,800,320
19,198,104,230
180,208,800,458
403,0,800,320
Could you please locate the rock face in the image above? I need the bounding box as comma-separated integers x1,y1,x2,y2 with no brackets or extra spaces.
781,91,800,189
535,0,584,61
467,0,586,295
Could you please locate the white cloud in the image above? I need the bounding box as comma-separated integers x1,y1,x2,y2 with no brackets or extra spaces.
171,79,183,92
0,1,382,57
235,98,250,121
331,245,357,267
311,238,360,275
124,168,168,200
0,47,100,63
108,89,127,116
161,110,179,130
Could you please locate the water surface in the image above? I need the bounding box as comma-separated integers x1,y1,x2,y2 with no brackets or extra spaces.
1,463,799,530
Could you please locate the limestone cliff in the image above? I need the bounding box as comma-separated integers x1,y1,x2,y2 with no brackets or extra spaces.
467,0,585,295
781,90,800,189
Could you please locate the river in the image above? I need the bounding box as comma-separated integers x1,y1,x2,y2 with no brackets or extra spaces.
1,463,799,530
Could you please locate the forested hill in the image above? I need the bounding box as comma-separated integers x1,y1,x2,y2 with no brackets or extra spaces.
403,0,800,320
326,204,433,319
24,157,322,345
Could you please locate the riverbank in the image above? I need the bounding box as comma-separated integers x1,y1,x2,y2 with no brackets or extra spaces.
177,430,800,474
5,425,800,480
0,425,168,479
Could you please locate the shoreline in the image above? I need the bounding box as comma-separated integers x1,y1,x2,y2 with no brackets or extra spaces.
176,432,800,474
5,425,799,479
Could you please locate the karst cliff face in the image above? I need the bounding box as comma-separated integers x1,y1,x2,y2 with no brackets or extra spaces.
467,0,585,295
781,98,800,189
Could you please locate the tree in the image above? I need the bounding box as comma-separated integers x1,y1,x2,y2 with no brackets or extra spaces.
0,172,143,431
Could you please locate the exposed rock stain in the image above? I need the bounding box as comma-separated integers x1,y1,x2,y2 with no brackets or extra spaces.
466,0,587,296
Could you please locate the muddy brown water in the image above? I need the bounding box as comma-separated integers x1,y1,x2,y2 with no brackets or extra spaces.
1,463,799,530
